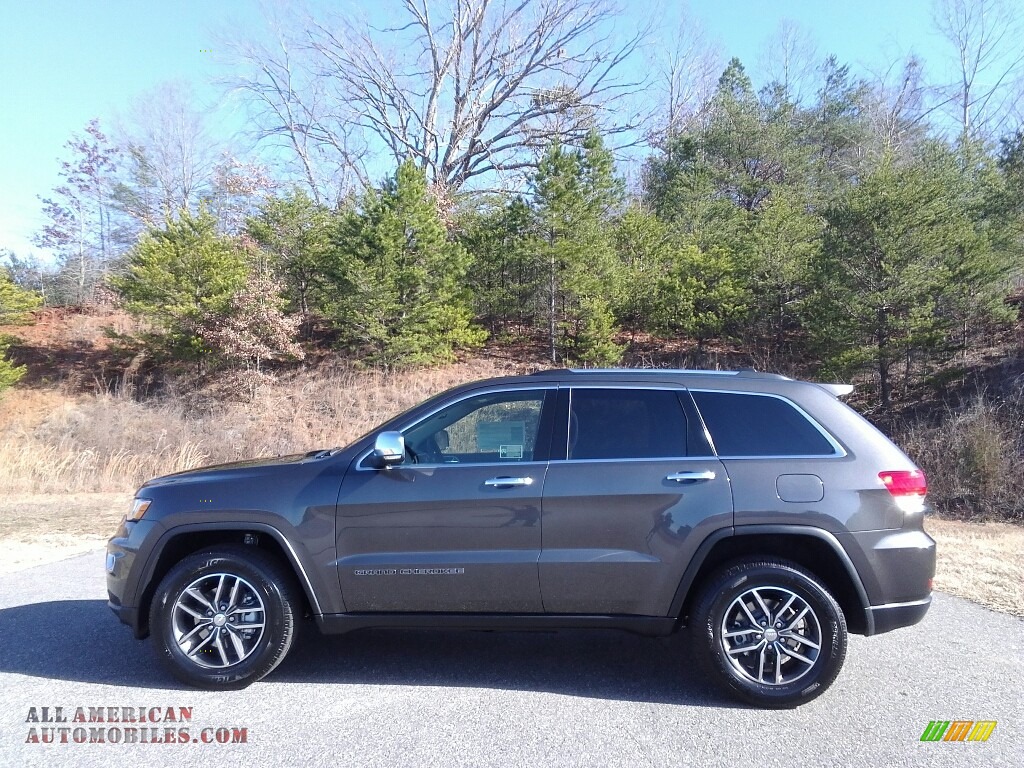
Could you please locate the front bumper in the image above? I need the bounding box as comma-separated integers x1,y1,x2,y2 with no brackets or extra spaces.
106,518,160,638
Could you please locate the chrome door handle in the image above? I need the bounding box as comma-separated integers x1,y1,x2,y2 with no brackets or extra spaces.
666,470,716,483
484,477,534,488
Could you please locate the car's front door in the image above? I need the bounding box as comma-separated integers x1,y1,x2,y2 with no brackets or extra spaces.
539,386,733,616
336,387,555,613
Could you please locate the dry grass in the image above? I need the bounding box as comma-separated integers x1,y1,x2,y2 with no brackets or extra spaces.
0,359,523,494
896,397,1024,523
0,492,131,574
925,516,1024,617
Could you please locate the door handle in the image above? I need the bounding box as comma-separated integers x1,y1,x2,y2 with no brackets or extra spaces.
666,470,716,483
484,476,534,488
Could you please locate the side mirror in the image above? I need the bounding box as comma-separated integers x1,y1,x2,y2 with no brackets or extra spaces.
372,431,405,468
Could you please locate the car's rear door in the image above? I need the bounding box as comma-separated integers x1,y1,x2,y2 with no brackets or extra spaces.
539,385,732,615
335,386,556,612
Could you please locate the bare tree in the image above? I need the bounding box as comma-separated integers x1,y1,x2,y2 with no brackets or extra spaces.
863,56,935,159
933,0,1024,141
225,0,647,194
222,8,369,206
111,82,221,230
758,19,819,105
648,6,721,140
34,120,120,304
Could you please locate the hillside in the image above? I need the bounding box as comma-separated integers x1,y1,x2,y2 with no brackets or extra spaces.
2,305,1023,522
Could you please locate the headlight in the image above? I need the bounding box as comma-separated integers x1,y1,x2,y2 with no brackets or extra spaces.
127,497,152,521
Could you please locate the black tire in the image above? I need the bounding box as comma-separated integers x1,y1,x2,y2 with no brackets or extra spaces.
691,559,847,708
150,545,300,690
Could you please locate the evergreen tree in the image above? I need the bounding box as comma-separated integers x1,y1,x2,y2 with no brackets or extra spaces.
811,148,1012,408
113,208,248,365
532,133,624,365
246,189,336,333
458,196,542,335
0,268,42,392
325,160,484,367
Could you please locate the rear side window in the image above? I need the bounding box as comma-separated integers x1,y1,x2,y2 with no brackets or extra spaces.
568,389,689,460
691,391,837,457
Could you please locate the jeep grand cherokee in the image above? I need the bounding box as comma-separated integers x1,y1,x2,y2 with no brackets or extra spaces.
106,369,935,708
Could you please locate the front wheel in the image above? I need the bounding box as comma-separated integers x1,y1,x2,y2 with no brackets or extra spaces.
691,559,847,708
150,546,300,689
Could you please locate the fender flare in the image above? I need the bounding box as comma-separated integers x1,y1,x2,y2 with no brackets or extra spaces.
133,521,325,618
668,524,874,635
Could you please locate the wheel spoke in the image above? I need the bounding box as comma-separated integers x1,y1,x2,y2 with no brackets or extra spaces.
225,624,248,659
228,605,264,617
775,647,782,684
187,630,216,658
213,631,229,666
185,588,214,612
778,645,816,666
752,589,772,622
775,594,796,622
784,606,810,631
213,574,226,608
176,602,206,621
757,646,767,683
728,640,765,656
178,621,212,646
724,628,759,638
227,577,241,611
781,631,820,650
739,600,761,628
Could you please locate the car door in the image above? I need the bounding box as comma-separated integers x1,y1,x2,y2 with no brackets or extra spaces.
336,386,556,613
539,386,733,616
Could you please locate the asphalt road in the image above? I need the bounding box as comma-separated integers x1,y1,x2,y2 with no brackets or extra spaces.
0,550,1020,768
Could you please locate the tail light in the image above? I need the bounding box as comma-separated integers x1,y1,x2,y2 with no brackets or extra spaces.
879,470,927,513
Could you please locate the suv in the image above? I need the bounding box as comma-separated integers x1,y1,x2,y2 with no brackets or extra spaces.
106,369,935,707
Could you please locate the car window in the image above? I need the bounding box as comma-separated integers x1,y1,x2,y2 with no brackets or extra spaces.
690,391,837,456
402,390,547,464
567,388,689,460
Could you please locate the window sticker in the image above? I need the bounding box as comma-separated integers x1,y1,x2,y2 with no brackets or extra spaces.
477,421,526,451
499,445,524,459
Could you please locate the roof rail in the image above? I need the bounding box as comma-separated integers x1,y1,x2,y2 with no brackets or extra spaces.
530,368,789,379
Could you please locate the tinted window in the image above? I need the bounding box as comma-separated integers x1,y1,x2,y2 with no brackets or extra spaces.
691,391,836,456
568,389,688,460
402,390,546,464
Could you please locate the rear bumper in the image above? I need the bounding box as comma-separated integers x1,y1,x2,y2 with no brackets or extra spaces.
866,595,932,635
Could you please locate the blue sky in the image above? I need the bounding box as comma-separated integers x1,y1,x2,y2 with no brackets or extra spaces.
0,0,943,260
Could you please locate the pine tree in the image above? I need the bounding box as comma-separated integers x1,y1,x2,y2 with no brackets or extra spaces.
532,133,624,365
0,269,42,392
811,148,1012,408
325,160,485,367
113,208,248,365
246,189,335,334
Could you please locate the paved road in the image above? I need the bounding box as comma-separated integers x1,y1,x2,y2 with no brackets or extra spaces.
0,550,1020,768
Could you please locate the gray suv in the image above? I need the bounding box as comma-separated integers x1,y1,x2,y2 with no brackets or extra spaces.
106,369,935,707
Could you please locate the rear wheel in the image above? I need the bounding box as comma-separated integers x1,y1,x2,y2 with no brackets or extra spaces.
691,559,847,708
150,546,300,689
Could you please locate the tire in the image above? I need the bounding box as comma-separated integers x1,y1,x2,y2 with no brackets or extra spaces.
150,545,300,689
691,558,847,708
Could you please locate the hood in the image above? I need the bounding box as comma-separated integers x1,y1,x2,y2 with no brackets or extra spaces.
141,450,332,488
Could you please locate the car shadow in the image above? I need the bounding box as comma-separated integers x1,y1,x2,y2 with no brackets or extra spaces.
0,600,732,707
